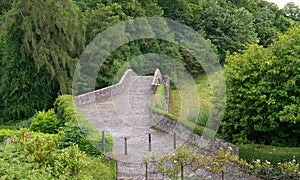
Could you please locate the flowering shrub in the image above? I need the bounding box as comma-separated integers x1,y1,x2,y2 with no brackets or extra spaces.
241,157,300,179
158,146,240,179
158,145,300,179
278,157,300,178
0,129,115,179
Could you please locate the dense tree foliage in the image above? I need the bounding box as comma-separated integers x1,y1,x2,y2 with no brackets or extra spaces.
196,0,258,61
0,16,57,124
0,0,298,127
232,0,292,45
283,2,300,22
159,0,295,61
0,0,13,15
222,26,300,146
18,0,85,94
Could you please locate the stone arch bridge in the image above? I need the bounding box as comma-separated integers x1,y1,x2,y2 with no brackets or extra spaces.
74,69,250,179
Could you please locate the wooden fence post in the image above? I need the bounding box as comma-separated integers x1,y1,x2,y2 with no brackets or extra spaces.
145,162,148,180
125,137,128,155
148,133,152,152
116,160,118,180
173,133,176,149
102,131,105,152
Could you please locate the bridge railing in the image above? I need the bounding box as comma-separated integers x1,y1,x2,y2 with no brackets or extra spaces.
74,69,137,105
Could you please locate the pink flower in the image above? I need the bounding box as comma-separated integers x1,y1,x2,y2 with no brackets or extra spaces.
3,136,8,142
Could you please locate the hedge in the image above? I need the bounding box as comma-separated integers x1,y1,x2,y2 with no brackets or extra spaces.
54,95,114,156
239,144,300,165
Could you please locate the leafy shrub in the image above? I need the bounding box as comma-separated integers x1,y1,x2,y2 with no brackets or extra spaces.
14,117,34,129
80,157,115,179
0,128,57,143
0,125,15,130
54,95,77,124
59,121,113,156
240,157,300,179
30,109,60,134
222,26,300,146
0,129,17,143
0,115,34,130
0,129,115,179
55,95,114,156
0,140,54,179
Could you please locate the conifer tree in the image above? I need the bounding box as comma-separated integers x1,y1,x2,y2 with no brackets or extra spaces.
15,0,85,94
0,20,57,124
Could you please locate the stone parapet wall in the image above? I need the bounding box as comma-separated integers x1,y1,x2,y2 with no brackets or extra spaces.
74,69,137,106
152,115,238,156
151,69,163,93
163,76,170,112
145,115,249,179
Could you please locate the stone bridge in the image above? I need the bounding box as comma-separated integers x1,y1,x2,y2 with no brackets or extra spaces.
74,69,251,179
74,69,184,163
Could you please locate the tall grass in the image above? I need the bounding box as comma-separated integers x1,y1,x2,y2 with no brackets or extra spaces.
152,84,166,111
187,109,210,127
169,73,212,128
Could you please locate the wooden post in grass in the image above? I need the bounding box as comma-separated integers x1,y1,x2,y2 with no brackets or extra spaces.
116,160,118,180
221,170,224,180
102,131,105,152
125,137,128,155
145,162,148,180
148,133,152,152
173,133,176,149
180,162,184,180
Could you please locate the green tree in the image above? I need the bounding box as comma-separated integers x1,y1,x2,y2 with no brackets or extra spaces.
198,0,257,61
283,2,300,22
159,0,257,62
222,26,300,146
138,0,163,17
0,21,57,124
73,0,103,11
0,0,84,123
0,0,13,15
231,0,292,45
158,0,191,24
15,0,85,94
84,3,120,44
108,0,146,19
